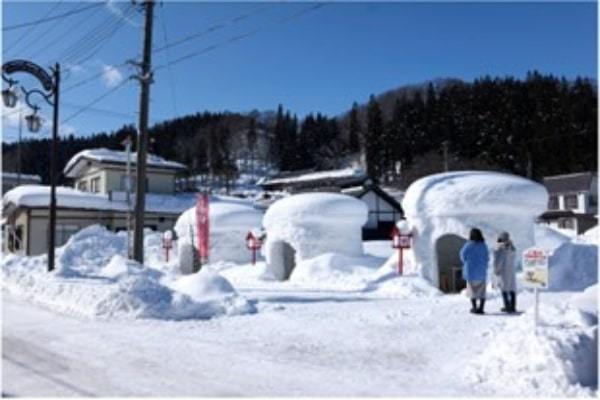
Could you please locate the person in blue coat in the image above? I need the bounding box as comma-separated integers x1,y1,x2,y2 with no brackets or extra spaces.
460,228,489,314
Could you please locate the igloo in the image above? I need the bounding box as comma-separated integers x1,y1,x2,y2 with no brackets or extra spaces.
263,193,368,280
175,197,263,265
401,171,548,293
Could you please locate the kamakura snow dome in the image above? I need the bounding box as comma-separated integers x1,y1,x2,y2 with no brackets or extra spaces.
175,197,263,264
401,171,548,292
262,192,368,280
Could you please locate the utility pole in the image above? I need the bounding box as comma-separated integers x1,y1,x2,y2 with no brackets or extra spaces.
442,140,450,172
17,108,22,185
133,0,155,264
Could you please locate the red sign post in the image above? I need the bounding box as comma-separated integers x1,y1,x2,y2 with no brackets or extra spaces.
196,194,210,263
245,231,262,265
391,225,412,275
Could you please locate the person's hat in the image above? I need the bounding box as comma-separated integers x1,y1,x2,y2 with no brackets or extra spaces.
498,231,510,242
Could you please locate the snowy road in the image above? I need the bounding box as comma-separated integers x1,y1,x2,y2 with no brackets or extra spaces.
1,289,545,397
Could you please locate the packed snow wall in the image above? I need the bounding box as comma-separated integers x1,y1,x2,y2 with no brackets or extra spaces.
263,193,368,280
174,196,264,265
401,171,548,288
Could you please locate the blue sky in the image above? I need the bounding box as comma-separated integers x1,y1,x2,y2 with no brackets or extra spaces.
2,1,597,142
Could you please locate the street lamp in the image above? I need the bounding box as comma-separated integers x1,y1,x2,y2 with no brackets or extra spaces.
2,83,18,108
24,108,42,133
2,59,61,272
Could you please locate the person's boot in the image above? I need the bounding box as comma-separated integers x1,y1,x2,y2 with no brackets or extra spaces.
509,291,517,313
501,292,510,312
476,299,485,314
470,299,477,313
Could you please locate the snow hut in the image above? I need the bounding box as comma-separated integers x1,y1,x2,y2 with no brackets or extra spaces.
174,197,263,264
263,193,368,280
401,171,548,293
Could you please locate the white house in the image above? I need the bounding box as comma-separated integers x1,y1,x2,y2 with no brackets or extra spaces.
539,172,598,234
3,149,192,256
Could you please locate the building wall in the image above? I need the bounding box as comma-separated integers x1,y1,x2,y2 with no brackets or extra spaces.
15,207,180,256
74,163,178,194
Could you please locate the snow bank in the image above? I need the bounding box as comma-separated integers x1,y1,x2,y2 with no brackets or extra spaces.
402,171,548,288
465,302,597,396
569,285,598,323
288,252,381,289
578,226,599,245
534,224,572,252
263,193,367,280
174,196,263,264
548,242,598,291
1,225,254,320
3,185,197,214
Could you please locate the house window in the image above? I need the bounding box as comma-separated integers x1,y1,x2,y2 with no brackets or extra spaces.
77,180,88,192
56,224,80,246
589,195,598,207
548,195,559,210
559,218,575,230
564,195,578,210
90,177,101,193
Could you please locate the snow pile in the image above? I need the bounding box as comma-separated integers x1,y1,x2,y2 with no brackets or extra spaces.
465,303,597,396
1,225,254,320
366,260,443,298
534,224,572,252
402,171,548,287
288,252,381,289
568,284,598,324
263,193,367,280
174,196,263,264
548,242,598,291
578,225,599,245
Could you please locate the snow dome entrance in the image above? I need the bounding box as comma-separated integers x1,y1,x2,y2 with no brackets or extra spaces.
269,241,297,280
436,234,466,293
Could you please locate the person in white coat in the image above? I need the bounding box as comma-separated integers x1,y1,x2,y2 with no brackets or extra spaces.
493,231,517,313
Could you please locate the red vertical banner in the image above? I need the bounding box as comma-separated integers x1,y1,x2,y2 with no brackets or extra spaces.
196,193,209,263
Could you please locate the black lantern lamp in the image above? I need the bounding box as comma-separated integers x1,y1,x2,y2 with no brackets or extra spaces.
24,107,42,133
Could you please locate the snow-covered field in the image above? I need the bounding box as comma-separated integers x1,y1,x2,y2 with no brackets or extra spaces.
2,225,597,396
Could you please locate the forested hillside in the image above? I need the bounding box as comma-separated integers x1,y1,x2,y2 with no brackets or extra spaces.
2,71,596,188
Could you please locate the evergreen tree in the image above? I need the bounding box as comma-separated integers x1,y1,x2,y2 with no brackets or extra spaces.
348,102,361,153
365,95,384,180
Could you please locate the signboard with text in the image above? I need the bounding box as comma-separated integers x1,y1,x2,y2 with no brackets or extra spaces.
522,247,549,289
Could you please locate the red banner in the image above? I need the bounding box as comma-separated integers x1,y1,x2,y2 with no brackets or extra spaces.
196,194,209,262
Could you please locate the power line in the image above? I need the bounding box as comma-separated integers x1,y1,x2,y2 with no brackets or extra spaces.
158,3,179,117
3,2,105,32
61,78,131,124
62,101,137,120
154,3,325,72
61,3,134,66
28,4,106,62
152,3,271,55
5,0,64,55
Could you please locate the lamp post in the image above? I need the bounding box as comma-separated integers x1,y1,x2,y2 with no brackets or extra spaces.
2,60,60,272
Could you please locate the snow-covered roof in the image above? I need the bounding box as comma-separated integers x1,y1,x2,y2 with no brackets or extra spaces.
175,198,263,234
260,168,368,188
3,185,197,215
263,192,368,227
64,148,187,178
402,171,548,218
2,172,42,182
